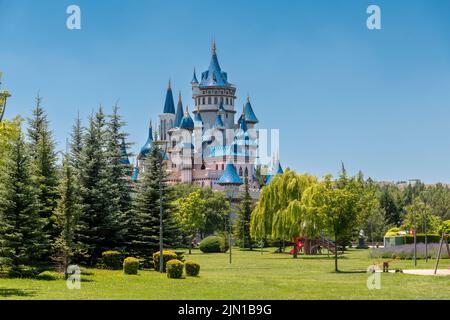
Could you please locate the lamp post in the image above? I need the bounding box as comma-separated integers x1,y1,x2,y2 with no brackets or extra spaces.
218,162,243,264
413,208,417,267
154,140,168,273
0,73,11,122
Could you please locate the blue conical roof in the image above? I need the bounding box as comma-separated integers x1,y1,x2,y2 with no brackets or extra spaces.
119,138,130,165
175,92,184,127
214,113,224,129
194,106,203,123
218,162,243,186
163,82,176,114
140,123,154,157
276,162,284,174
191,68,199,84
266,162,284,184
180,107,194,130
200,42,229,87
244,97,259,123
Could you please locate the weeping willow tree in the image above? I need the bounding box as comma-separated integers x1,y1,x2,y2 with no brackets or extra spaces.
250,169,318,257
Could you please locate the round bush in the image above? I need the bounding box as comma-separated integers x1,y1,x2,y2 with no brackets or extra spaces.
36,271,62,281
123,257,139,275
199,236,229,253
166,260,184,279
152,250,178,272
102,250,123,270
185,261,200,277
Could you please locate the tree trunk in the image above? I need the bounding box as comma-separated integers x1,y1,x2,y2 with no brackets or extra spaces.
293,243,298,259
189,237,192,255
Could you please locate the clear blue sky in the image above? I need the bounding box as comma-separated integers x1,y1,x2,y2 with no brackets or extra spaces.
1,0,450,183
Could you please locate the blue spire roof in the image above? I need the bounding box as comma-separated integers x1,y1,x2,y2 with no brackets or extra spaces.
214,113,224,129
194,106,203,123
191,68,199,84
140,122,154,157
119,138,130,165
218,162,243,186
180,106,194,130
163,81,176,114
244,97,259,123
266,161,284,184
175,92,184,127
239,115,248,132
276,162,284,174
200,42,230,88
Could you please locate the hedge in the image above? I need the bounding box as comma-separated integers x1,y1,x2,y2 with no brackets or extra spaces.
152,250,178,272
199,236,229,253
123,257,139,275
102,250,123,270
36,271,62,281
404,234,441,244
166,260,184,279
185,261,200,277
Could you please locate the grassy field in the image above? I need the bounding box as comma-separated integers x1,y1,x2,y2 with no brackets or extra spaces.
0,248,449,300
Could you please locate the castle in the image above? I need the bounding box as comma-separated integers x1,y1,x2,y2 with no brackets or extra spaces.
131,42,283,190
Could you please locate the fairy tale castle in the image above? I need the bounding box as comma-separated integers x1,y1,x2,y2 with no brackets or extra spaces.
131,42,283,190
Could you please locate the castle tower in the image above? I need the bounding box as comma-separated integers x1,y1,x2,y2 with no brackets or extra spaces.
192,41,237,130
159,80,176,141
179,106,194,183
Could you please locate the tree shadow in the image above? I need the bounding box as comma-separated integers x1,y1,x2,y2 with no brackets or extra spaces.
0,288,36,298
334,270,367,274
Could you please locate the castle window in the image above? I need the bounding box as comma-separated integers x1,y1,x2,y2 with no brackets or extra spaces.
222,164,224,170
226,98,229,105
220,97,224,103
214,97,218,104
216,164,218,170
202,97,205,105
208,97,211,104
245,167,249,177
239,167,243,176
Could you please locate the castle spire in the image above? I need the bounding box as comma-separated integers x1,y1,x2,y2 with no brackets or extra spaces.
191,68,199,84
163,81,175,114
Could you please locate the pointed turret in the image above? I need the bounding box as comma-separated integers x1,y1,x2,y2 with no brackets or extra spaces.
163,80,175,114
119,137,131,165
180,106,194,130
191,68,199,85
175,91,184,127
140,120,154,157
200,41,229,87
218,162,243,186
243,95,259,124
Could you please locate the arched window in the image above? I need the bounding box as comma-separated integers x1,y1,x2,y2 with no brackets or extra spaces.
239,167,243,176
226,98,229,105
216,164,218,170
214,97,218,104
202,97,205,105
245,167,249,177
208,97,211,104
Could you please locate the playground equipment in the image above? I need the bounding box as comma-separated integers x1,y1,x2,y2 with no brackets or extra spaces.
434,233,450,275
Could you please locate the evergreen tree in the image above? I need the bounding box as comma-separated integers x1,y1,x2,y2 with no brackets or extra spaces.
235,177,254,250
105,105,133,249
27,95,60,243
76,108,116,265
0,131,48,270
53,156,80,277
128,145,178,260
69,111,84,173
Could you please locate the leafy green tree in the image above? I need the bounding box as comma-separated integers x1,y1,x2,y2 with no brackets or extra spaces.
0,131,48,270
27,95,59,242
402,197,442,234
379,185,403,227
235,178,254,250
128,146,178,259
174,191,206,254
420,184,450,220
0,117,21,167
53,156,80,277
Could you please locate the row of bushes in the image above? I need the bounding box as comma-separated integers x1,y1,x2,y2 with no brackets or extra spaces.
167,260,200,279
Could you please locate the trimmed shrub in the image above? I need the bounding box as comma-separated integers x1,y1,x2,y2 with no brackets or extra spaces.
199,236,229,253
385,228,401,237
123,257,139,275
152,250,178,272
185,261,200,277
36,271,62,281
166,260,184,279
102,250,123,270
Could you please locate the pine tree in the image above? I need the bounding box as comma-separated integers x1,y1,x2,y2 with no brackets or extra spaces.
27,95,59,242
0,131,48,271
69,111,84,173
128,145,178,260
53,156,80,277
76,107,116,265
235,177,254,250
105,105,133,249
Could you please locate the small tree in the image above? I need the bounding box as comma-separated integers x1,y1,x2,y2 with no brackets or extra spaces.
174,191,206,254
53,156,80,278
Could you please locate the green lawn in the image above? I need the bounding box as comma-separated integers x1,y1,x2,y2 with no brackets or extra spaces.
0,248,449,300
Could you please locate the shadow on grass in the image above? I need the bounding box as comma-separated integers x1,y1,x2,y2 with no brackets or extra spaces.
0,288,36,298
334,270,367,274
